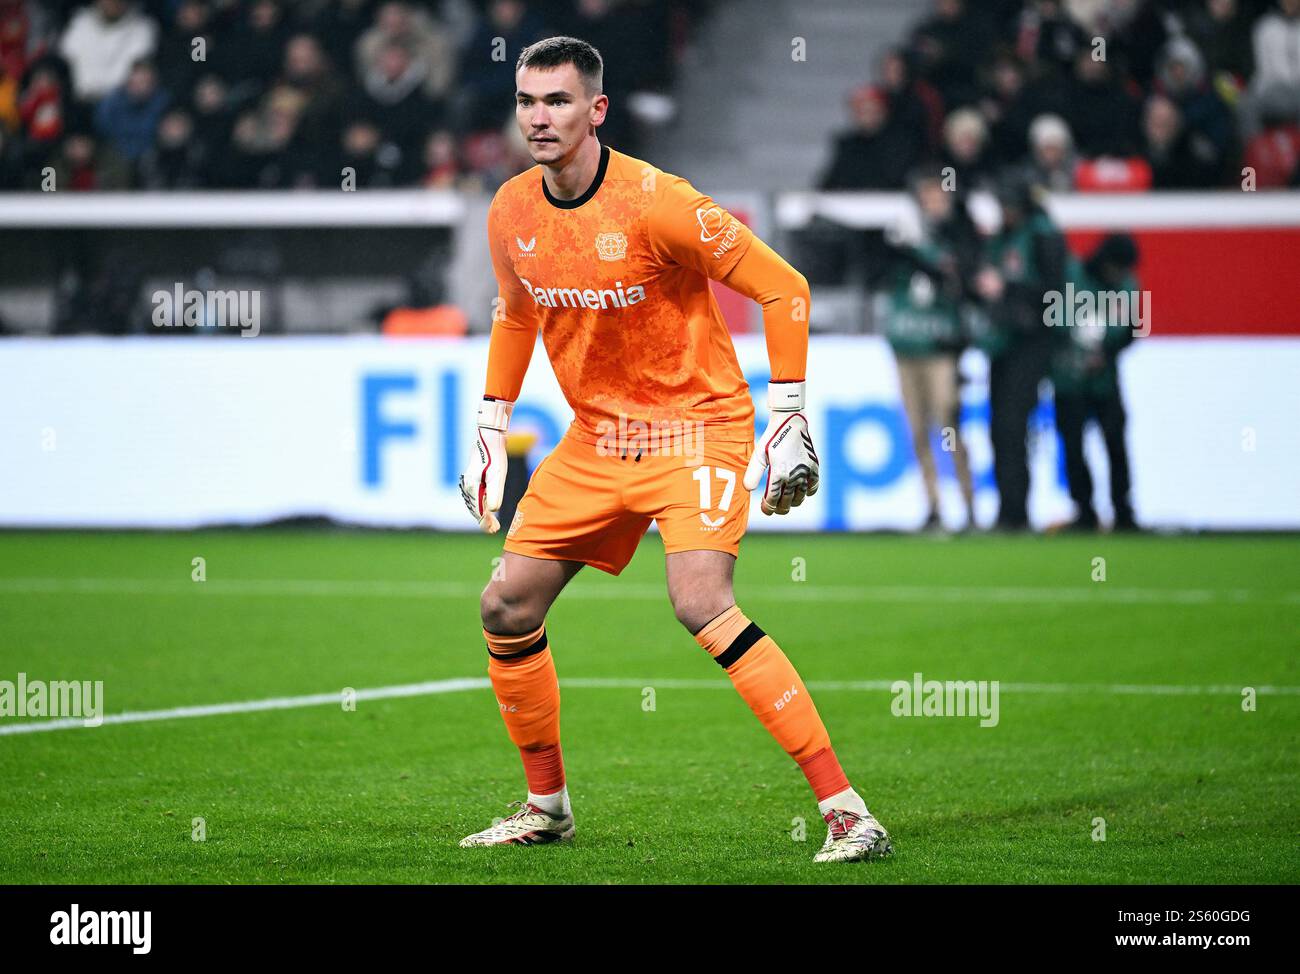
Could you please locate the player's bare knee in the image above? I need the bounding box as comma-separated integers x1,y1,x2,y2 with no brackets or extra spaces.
671,593,733,635
480,585,542,635
479,587,505,631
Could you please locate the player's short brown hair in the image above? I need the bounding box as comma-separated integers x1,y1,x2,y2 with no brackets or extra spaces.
516,36,604,96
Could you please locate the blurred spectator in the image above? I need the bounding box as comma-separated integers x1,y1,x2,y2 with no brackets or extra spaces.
1106,0,1177,88
52,130,130,189
910,0,995,109
263,82,314,185
155,0,215,102
280,33,343,159
1243,86,1300,186
1,0,56,81
355,1,457,102
1063,51,1141,158
818,85,918,190
941,106,992,188
222,0,289,96
1026,113,1076,191
357,38,441,157
138,107,207,187
93,59,168,162
421,127,461,188
884,166,981,531
18,59,67,151
214,85,305,188
981,53,1055,167
1155,36,1236,182
972,171,1066,531
1050,233,1141,532
879,47,944,155
1016,0,1088,80
308,0,380,74
337,116,403,187
209,109,263,186
1186,0,1256,91
59,0,158,101
1251,0,1300,95
189,72,233,159
1142,93,1220,187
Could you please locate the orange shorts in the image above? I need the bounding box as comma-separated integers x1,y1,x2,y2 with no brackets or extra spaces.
503,428,753,574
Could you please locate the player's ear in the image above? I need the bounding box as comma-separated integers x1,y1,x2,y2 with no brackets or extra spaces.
590,92,608,126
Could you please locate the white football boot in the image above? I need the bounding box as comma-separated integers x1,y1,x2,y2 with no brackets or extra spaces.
813,807,892,863
458,800,575,847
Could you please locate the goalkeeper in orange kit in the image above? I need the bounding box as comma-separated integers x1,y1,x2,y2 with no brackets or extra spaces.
456,36,891,863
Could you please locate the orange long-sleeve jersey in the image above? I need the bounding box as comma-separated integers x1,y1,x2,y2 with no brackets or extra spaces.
484,142,809,444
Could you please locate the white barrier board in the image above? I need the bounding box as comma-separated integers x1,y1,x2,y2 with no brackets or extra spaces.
1,336,1296,530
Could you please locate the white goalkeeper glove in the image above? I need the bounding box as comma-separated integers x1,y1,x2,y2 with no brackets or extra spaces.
458,397,513,533
743,381,820,516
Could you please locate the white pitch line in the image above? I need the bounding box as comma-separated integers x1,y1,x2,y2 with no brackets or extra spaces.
0,577,1294,605
2,676,1296,737
566,678,1300,696
0,678,487,736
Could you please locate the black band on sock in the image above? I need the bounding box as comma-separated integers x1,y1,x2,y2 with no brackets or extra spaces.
486,628,548,661
714,622,765,668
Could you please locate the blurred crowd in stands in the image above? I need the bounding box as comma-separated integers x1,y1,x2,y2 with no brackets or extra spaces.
821,0,1300,192
6,0,1296,194
0,0,696,191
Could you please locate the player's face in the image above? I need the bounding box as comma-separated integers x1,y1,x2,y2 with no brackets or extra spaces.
515,65,605,164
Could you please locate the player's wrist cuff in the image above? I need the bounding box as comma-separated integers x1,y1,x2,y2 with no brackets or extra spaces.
768,380,805,412
477,397,514,432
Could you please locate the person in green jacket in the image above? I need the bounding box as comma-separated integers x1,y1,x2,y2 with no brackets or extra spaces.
973,170,1067,531
1049,234,1143,531
884,167,981,531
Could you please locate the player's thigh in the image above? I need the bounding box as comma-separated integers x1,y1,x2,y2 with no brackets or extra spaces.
480,551,583,633
664,548,736,633
646,440,750,626
485,550,584,606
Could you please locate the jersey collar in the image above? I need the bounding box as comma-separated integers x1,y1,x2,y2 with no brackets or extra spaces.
541,143,610,210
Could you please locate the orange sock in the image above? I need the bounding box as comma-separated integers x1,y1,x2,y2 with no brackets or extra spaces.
694,605,851,802
485,624,565,796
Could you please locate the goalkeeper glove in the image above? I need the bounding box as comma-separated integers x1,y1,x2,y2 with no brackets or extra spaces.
743,381,820,516
458,397,513,534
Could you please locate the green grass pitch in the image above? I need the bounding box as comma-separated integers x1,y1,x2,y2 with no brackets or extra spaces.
0,530,1296,884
